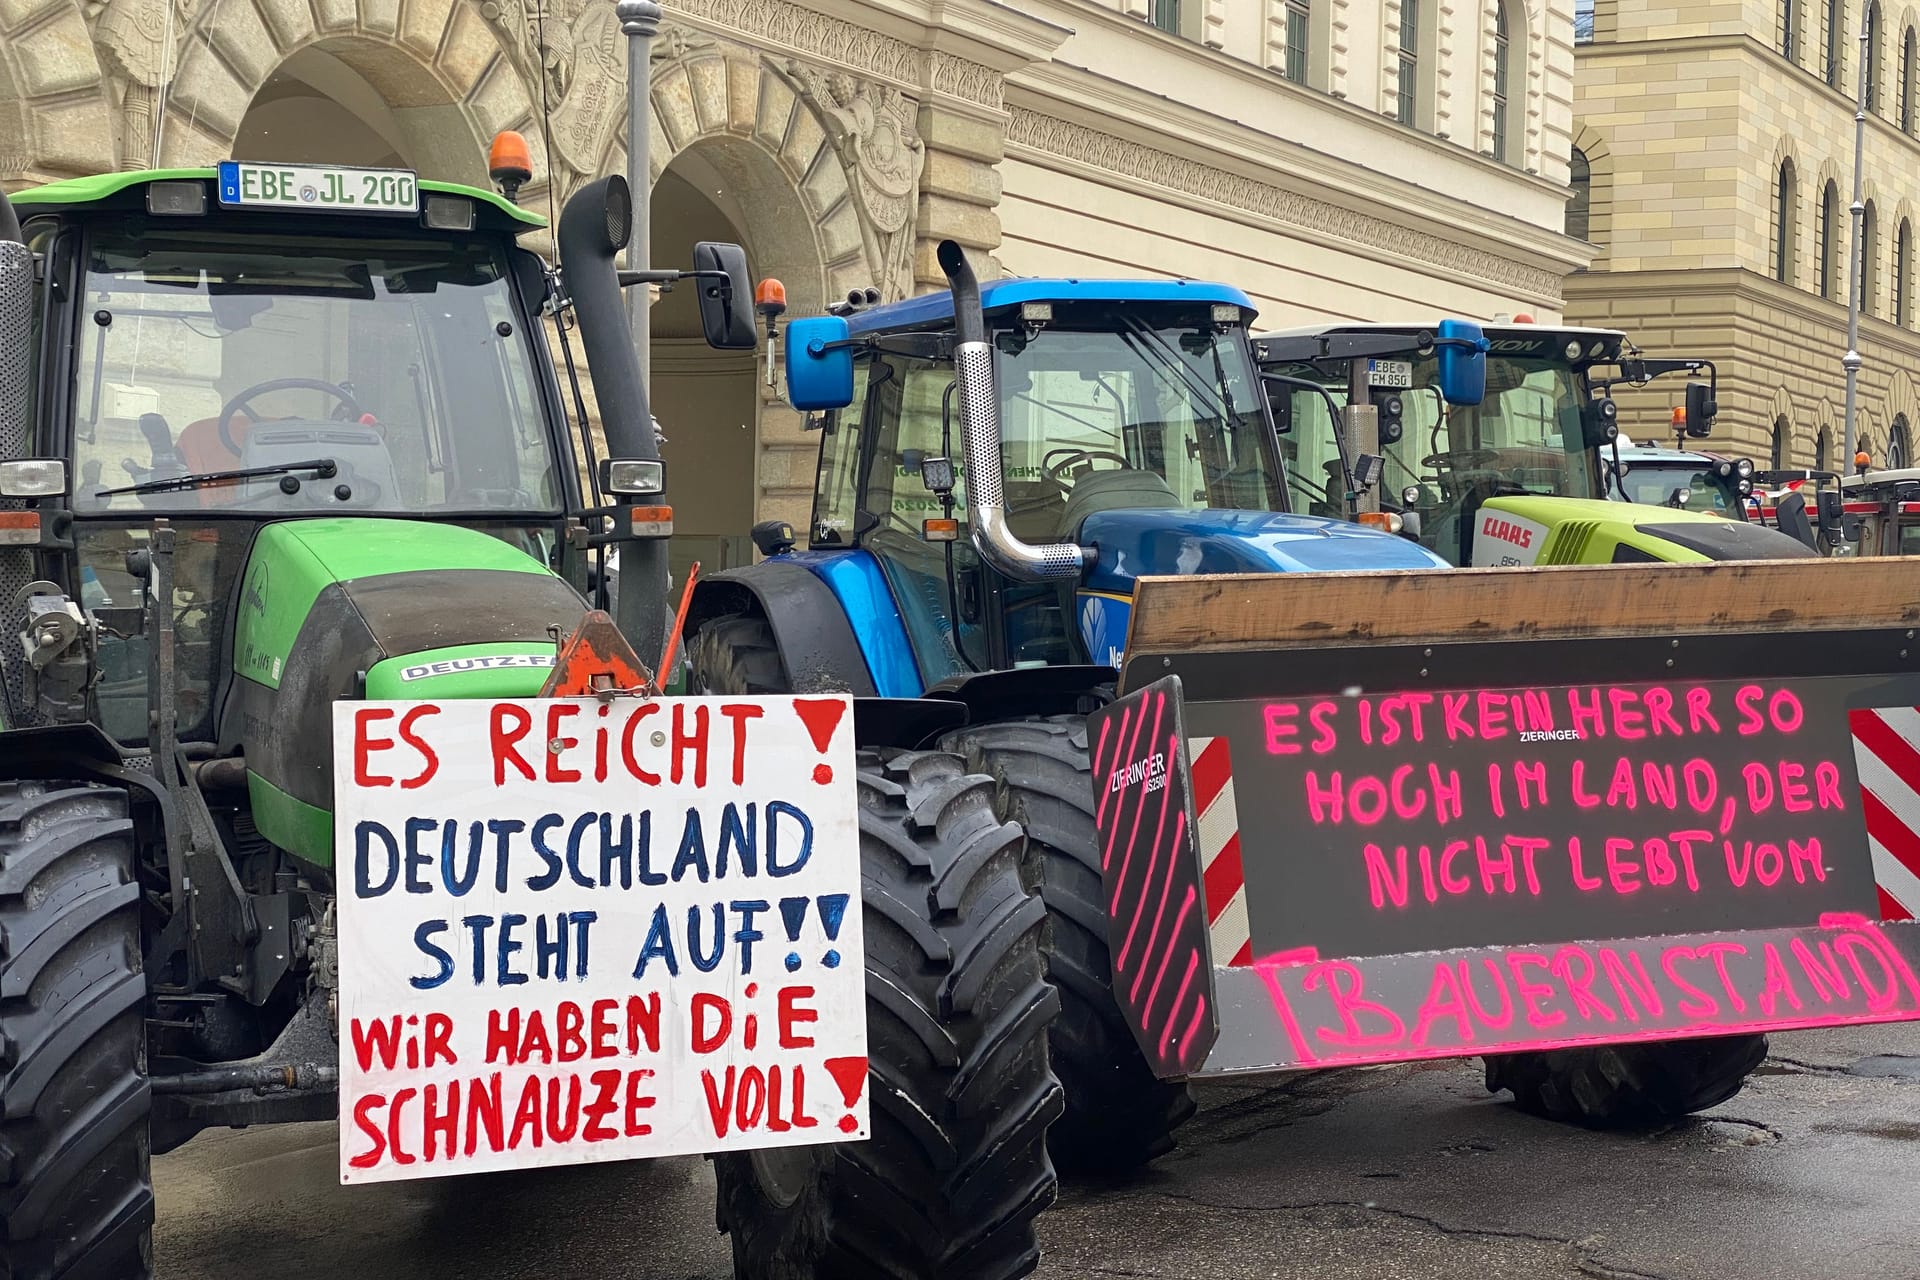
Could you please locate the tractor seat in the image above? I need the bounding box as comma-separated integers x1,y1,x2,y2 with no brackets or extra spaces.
1058,468,1183,537
177,414,254,474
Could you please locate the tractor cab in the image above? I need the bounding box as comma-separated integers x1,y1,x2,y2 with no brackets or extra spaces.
1608,436,1755,515
762,271,1445,694
1255,322,1805,565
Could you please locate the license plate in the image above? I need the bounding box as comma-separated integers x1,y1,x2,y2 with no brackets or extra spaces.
1366,359,1413,389
217,162,418,214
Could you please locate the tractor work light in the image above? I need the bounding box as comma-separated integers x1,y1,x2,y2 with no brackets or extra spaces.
422,195,475,231
1737,458,1755,478
147,181,207,216
1211,304,1241,324
0,459,66,497
1021,303,1053,323
1713,460,1735,479
603,458,665,495
1401,485,1423,508
1564,340,1583,361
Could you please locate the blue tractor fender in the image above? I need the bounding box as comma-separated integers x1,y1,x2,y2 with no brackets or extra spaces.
688,550,922,697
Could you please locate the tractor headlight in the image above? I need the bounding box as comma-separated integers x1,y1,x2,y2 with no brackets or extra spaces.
1564,340,1583,361
1713,459,1734,478
1738,477,1753,495
1402,484,1423,508
1736,458,1754,478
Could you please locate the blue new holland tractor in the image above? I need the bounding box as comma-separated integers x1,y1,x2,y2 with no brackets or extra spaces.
682,242,1463,1172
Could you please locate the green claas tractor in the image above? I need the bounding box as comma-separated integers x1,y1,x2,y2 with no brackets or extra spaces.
0,158,1060,1280
1256,321,1811,564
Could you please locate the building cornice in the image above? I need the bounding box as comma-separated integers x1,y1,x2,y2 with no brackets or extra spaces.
1006,88,1587,304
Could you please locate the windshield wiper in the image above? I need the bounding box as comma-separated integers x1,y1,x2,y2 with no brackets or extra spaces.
96,458,338,498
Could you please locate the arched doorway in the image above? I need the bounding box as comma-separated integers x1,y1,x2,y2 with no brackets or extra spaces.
229,41,487,186
650,131,827,577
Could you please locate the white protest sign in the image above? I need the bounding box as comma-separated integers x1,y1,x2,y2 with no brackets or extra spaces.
332,694,867,1184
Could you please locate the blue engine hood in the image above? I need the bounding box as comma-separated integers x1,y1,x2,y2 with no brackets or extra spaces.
1079,508,1449,593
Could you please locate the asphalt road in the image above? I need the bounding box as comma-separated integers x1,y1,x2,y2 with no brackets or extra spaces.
154,1024,1920,1280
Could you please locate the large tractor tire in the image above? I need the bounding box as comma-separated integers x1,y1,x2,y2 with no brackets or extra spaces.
687,611,788,695
941,716,1195,1176
1484,1034,1768,1127
715,749,1062,1280
0,780,152,1280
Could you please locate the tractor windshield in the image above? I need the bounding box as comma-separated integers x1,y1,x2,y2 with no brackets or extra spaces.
1614,458,1735,512
992,319,1285,537
1271,351,1595,563
70,230,562,516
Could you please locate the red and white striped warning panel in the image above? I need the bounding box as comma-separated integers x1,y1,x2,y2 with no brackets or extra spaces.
1850,707,1920,922
1188,736,1251,967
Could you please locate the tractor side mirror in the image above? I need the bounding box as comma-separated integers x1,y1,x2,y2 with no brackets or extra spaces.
1265,380,1294,434
1775,490,1818,550
1435,319,1487,407
692,242,756,350
785,315,855,410
1683,381,1717,438
1582,396,1620,449
1816,488,1863,544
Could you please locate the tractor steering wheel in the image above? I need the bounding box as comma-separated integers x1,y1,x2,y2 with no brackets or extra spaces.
1043,448,1132,491
1422,448,1503,471
217,378,362,454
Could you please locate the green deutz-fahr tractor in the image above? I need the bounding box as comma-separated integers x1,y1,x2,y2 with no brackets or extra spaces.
0,158,1061,1279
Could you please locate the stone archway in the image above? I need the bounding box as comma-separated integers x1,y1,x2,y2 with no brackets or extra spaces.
150,0,545,203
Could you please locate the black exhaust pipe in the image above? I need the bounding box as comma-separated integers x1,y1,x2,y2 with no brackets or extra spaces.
556,175,668,658
936,240,1084,582
0,188,20,245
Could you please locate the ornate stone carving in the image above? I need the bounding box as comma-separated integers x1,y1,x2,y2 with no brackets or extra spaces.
928,51,1003,111
480,0,635,191
668,0,921,87
1006,107,1560,299
782,61,925,298
85,0,194,170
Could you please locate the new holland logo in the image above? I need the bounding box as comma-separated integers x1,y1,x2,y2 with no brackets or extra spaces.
1482,517,1534,549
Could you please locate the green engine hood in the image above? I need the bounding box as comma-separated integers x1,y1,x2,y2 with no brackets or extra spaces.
1475,496,1816,565
227,519,586,868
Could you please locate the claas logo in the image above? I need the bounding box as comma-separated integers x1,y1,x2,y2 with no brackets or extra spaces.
1482,517,1534,549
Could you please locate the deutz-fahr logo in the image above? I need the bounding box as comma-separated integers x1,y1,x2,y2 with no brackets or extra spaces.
244,563,270,613
1481,517,1534,549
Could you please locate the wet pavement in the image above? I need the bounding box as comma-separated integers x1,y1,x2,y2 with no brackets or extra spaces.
154,1025,1920,1280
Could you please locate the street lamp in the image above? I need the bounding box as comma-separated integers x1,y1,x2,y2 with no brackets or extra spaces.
617,0,662,387
1843,10,1870,466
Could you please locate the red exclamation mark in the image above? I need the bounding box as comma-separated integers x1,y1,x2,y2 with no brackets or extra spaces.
793,698,847,785
824,1055,867,1133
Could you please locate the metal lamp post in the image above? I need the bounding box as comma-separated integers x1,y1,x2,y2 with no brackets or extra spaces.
617,0,661,387
1843,12,1870,468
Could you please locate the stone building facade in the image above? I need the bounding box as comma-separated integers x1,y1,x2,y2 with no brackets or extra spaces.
1569,0,1920,468
1,0,1589,556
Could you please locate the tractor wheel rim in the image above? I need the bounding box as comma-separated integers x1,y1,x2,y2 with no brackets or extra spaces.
749,1146,813,1209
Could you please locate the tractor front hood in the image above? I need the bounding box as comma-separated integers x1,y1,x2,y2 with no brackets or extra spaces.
1078,508,1449,595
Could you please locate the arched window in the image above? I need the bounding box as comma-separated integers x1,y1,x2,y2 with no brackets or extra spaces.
1772,417,1789,469
1775,159,1798,283
1820,180,1840,298
1897,218,1912,324
1868,1,1884,110
1494,1,1514,163
1829,0,1847,87
1863,199,1880,313
1396,0,1421,124
1903,27,1916,129
1784,0,1801,58
1568,148,1592,240
1816,425,1832,470
1892,414,1912,466
1286,0,1312,82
